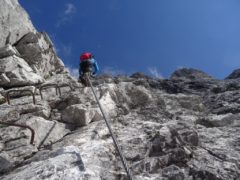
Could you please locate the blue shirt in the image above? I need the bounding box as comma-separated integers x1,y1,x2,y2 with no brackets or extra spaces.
91,58,99,74
79,58,99,75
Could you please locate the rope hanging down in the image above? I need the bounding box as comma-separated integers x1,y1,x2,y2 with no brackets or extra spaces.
86,74,133,180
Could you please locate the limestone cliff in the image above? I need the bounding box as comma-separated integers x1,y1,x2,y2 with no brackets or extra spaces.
0,66,240,179
0,1,240,180
0,0,66,88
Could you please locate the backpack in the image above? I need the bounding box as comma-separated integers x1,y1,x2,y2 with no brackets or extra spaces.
80,59,93,73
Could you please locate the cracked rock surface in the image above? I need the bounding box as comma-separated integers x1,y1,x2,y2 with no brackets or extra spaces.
0,0,240,179
1,73,240,180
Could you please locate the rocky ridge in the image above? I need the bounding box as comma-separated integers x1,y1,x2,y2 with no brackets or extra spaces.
0,1,240,180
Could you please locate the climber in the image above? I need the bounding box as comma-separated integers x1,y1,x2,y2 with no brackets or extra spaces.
78,52,99,87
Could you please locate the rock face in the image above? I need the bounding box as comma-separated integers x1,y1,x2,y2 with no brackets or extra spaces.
0,0,35,47
1,71,240,179
0,55,44,87
0,44,20,59
225,69,240,79
0,0,66,88
170,68,214,81
1,1,240,180
15,32,65,77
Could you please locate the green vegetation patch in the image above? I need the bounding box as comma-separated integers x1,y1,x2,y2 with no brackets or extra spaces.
0,97,6,105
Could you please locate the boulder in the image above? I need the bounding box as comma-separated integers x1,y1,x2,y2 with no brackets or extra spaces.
112,82,152,109
61,104,98,126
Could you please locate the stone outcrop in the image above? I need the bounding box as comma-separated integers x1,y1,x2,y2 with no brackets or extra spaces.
15,32,65,77
0,55,44,87
225,69,240,79
1,72,240,179
170,68,214,81
0,0,66,89
0,0,35,47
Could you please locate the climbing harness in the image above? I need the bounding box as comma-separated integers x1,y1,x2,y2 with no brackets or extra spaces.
86,74,133,180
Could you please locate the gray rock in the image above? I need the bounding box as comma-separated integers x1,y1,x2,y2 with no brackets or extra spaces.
1,146,90,180
0,153,12,173
196,113,240,127
0,73,10,85
61,104,98,126
0,130,37,173
0,116,70,173
170,68,214,81
0,0,35,47
225,69,240,79
130,72,152,79
0,100,51,120
0,44,20,58
110,82,152,109
23,116,71,147
15,32,65,77
1,1,240,178
162,165,185,180
204,90,240,115
0,55,43,87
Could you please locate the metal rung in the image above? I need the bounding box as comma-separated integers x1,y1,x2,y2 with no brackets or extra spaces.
39,84,60,100
0,121,35,144
58,84,73,96
6,89,36,105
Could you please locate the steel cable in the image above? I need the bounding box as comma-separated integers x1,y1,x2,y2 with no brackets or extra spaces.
86,74,133,180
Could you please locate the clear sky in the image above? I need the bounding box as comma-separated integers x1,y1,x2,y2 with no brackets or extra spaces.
19,0,240,79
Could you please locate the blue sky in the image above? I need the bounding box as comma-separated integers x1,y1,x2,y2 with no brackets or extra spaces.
19,0,240,79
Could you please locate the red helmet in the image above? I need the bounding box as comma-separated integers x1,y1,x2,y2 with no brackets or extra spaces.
80,52,92,61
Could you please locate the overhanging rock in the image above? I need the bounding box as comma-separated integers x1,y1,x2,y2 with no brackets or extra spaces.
0,55,44,87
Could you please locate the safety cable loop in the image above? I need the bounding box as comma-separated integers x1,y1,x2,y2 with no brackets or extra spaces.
86,74,133,180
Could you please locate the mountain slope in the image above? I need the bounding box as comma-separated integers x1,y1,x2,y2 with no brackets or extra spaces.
0,1,240,179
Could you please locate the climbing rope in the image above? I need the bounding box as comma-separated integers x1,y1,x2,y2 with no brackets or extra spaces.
86,74,133,180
